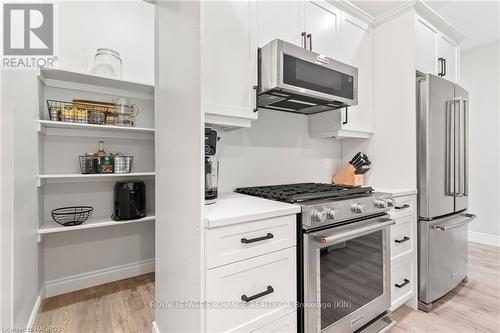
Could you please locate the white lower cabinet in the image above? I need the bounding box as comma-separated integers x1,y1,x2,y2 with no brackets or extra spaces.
385,192,418,311
205,247,296,332
390,256,416,311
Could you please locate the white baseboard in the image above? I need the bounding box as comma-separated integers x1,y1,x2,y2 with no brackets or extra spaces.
469,231,500,248
26,292,42,329
44,258,155,298
152,321,160,333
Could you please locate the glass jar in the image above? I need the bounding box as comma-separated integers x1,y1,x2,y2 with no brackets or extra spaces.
91,48,122,78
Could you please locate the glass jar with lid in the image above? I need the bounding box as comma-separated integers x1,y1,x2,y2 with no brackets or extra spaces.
91,48,122,78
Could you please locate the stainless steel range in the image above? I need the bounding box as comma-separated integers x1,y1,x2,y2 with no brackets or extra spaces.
236,183,396,333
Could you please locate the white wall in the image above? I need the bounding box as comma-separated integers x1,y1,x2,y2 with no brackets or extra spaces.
58,1,154,83
217,111,342,192
460,41,500,246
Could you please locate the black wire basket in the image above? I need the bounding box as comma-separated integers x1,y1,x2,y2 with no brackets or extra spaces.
51,206,93,226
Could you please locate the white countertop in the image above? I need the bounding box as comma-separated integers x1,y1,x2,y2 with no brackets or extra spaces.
373,187,417,197
204,193,301,228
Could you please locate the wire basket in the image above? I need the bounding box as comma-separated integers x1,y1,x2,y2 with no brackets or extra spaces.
51,206,93,226
46,100,115,125
114,155,133,174
79,155,99,174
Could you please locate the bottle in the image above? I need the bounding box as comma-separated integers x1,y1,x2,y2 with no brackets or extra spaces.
96,141,106,157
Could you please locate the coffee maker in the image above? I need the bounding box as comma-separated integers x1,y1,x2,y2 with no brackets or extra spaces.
205,128,219,205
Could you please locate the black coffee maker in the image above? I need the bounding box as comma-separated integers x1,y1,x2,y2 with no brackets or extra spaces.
112,181,146,220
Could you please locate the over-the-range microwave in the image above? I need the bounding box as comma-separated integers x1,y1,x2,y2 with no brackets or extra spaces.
258,39,358,115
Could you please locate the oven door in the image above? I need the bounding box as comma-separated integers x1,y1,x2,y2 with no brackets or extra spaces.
304,215,394,333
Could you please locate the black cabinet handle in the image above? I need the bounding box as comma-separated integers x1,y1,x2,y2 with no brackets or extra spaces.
395,236,410,244
342,107,348,125
443,58,446,76
241,233,274,244
241,286,274,302
395,204,410,210
306,33,312,51
301,32,307,49
395,279,410,288
438,57,445,76
253,85,259,112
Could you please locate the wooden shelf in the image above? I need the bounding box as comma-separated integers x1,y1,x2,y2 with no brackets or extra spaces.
37,172,155,186
37,214,155,241
37,120,155,140
39,67,154,100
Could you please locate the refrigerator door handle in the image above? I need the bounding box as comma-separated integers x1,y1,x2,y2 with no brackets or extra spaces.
454,97,462,197
432,213,476,231
445,100,454,196
463,99,469,196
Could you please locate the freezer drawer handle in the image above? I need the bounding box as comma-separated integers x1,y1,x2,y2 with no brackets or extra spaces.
241,286,274,302
432,213,477,231
395,279,410,288
241,233,274,244
395,204,410,210
395,236,410,244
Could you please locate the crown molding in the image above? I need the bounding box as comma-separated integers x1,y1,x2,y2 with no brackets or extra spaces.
328,0,375,25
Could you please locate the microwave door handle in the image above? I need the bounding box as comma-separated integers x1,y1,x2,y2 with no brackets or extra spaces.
313,217,395,246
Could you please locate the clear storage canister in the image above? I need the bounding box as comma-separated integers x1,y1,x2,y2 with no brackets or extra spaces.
92,48,122,78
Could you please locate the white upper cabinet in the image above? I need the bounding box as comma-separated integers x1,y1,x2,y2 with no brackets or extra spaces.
303,1,341,59
416,17,438,75
415,16,459,83
202,1,258,129
437,34,458,82
257,1,302,47
309,12,373,139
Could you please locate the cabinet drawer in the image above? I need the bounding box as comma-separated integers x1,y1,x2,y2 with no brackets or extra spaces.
391,259,415,306
390,215,414,261
252,312,296,333
206,215,296,268
389,195,415,219
206,248,296,333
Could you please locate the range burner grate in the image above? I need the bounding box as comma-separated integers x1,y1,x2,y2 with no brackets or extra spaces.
236,182,374,203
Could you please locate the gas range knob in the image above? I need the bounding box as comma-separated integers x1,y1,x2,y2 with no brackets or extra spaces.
374,199,388,209
350,203,365,214
385,198,395,207
312,209,327,223
326,209,339,219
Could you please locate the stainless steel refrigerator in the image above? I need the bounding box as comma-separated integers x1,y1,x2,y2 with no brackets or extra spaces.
416,74,476,311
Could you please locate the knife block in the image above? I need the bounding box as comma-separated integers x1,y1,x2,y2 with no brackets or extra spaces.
332,164,365,186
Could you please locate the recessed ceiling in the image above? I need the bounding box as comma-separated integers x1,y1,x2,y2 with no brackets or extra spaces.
349,0,500,51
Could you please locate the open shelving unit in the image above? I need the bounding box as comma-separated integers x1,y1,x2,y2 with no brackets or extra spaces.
37,67,156,238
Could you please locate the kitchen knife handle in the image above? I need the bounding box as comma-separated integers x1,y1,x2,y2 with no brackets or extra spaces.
241,233,274,244
241,286,274,302
395,279,410,288
343,107,348,125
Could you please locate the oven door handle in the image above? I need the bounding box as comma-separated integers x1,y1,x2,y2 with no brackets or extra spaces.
312,216,395,246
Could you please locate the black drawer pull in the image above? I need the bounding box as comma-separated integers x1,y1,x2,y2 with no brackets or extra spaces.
241,286,274,302
395,236,410,244
395,204,410,210
241,233,274,244
395,279,410,288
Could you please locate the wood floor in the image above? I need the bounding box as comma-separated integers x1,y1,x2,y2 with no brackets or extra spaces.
35,242,499,333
